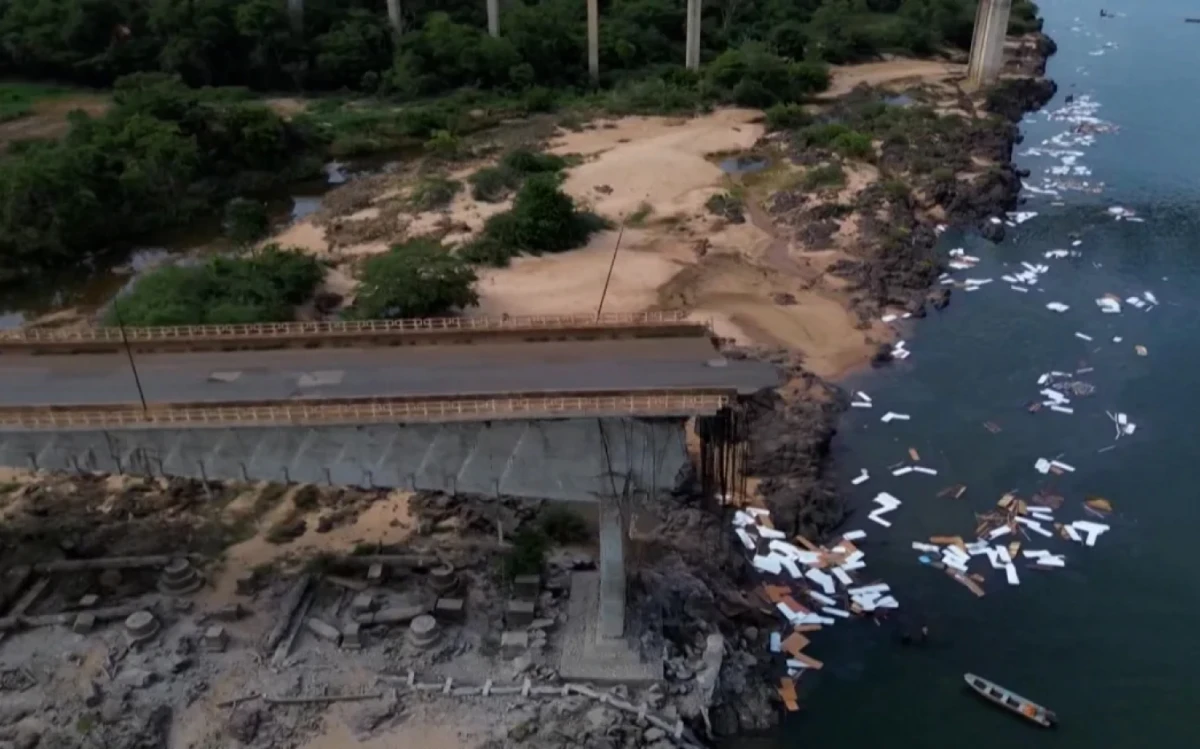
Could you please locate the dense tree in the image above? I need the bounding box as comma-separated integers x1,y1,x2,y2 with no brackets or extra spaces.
350,239,479,319
108,246,324,326
0,0,1041,94
0,74,321,282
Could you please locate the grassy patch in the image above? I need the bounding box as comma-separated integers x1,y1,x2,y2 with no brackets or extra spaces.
410,176,461,211
801,163,847,191
705,191,745,223
626,201,654,227
501,528,549,580
538,505,589,544
0,82,68,123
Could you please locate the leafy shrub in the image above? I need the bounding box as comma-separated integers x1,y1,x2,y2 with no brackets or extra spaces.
765,103,813,131
410,176,461,211
458,235,518,267
424,129,462,159
480,174,601,253
831,131,873,159
469,166,519,202
538,506,589,543
223,198,270,246
108,246,324,327
705,192,745,223
801,163,847,191
502,528,549,580
349,239,479,319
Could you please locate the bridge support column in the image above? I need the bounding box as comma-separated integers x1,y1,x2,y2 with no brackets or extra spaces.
487,0,500,37
587,0,600,82
387,0,403,36
597,495,626,640
287,0,303,33
684,0,701,70
966,0,1012,88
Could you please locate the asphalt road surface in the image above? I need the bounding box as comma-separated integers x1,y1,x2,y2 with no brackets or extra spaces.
0,338,780,407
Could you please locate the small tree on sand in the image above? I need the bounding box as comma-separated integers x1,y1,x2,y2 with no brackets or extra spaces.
349,239,479,319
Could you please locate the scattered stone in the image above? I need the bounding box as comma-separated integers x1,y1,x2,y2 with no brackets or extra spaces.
512,574,540,601
124,610,160,645
505,600,535,627
366,563,384,583
100,696,125,724
644,727,666,742
434,597,465,623
72,613,95,634
305,618,342,644
511,655,532,676
226,708,262,744
527,617,555,630
406,615,440,649
77,594,99,609
500,630,529,658
350,594,376,614
341,623,363,650
210,603,245,622
202,625,228,653
118,667,154,689
504,707,538,742
98,569,122,590
235,573,257,595
429,564,460,594
158,557,203,595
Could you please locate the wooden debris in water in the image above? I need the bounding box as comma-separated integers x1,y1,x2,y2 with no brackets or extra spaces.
779,677,799,711
908,447,921,461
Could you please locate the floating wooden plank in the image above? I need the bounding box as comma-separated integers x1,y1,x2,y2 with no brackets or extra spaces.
794,536,820,552
930,535,965,547
779,678,799,711
782,632,810,657
944,568,985,597
794,624,823,633
790,652,824,670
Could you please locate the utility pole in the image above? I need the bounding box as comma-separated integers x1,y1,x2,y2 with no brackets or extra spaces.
111,298,148,414
486,0,500,37
387,0,403,36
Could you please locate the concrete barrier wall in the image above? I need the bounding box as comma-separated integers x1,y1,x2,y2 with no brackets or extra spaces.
0,418,690,502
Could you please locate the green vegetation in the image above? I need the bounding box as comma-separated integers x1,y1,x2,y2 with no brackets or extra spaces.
626,201,654,227
538,505,590,544
107,246,324,326
801,163,847,190
0,74,321,283
0,82,68,123
410,176,461,210
349,238,479,319
464,173,605,266
223,198,271,246
765,103,813,131
469,147,569,202
705,191,746,222
502,527,549,580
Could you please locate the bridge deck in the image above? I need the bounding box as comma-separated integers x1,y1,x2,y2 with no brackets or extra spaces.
0,337,778,408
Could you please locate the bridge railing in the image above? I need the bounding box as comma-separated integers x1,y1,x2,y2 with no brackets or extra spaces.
0,393,730,429
0,311,697,345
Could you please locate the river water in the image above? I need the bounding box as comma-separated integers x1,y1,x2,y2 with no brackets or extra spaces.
741,1,1200,747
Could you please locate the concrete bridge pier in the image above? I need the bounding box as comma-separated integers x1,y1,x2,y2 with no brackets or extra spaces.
587,0,600,82
287,0,303,32
387,0,403,35
597,496,626,639
967,0,1012,87
487,0,500,37
684,0,702,70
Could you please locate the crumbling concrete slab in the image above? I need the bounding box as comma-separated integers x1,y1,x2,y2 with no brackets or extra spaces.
558,572,661,684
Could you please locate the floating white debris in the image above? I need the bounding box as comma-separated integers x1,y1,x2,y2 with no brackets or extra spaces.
876,596,900,609
880,412,911,423
989,217,1002,224
758,527,786,540
770,632,782,652
1050,460,1075,473
1050,405,1075,415
1044,249,1070,258
912,542,940,553
1040,389,1069,404
1034,458,1052,475
1009,211,1038,224
821,606,851,619
1004,563,1021,586
1037,556,1066,568
1011,285,1029,293
912,466,938,476
1037,373,1050,385
1072,240,1083,247
1074,332,1093,341
1046,302,1070,313
1071,520,1110,547
1015,517,1054,538
892,466,913,476
851,401,872,408
779,557,802,579
1126,296,1146,309
855,391,872,403
753,554,783,574
1023,550,1051,559
881,313,898,323
808,590,837,607
1096,297,1122,314
841,530,867,541
830,567,854,586
942,555,969,573
1113,336,1123,343
805,568,836,595
736,529,756,550
851,469,870,486
848,583,890,596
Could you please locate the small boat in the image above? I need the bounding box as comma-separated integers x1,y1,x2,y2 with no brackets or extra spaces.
964,673,1057,728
